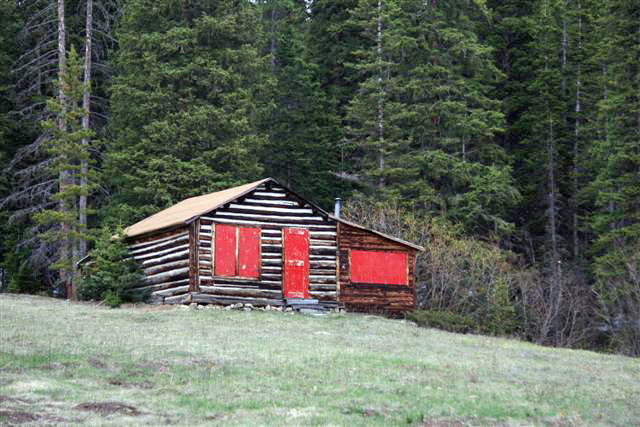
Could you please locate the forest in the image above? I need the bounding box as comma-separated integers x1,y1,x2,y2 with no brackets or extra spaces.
0,0,638,356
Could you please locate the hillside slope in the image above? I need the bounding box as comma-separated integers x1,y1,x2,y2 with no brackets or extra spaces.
0,295,638,426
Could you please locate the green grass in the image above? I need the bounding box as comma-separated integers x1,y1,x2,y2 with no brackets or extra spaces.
0,295,638,426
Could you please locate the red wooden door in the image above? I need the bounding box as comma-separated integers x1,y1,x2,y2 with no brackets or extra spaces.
283,228,309,299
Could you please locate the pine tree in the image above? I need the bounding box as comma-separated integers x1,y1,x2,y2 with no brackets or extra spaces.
345,0,518,236
258,0,341,207
589,0,640,355
104,0,266,225
34,46,95,296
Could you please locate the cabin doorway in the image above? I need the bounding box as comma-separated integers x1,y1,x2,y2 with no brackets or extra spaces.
283,227,309,299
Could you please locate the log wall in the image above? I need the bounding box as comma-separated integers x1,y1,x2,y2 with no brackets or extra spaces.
126,226,191,304
191,181,338,306
338,222,417,314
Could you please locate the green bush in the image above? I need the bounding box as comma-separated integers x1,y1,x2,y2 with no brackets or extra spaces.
406,310,476,334
77,227,145,306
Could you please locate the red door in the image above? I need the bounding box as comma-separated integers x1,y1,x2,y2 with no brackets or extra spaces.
283,228,309,299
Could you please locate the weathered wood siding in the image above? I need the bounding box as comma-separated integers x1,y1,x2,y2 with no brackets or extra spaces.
191,181,338,306
126,226,191,304
338,222,417,314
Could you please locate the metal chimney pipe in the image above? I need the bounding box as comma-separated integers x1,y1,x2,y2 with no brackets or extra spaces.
334,198,342,218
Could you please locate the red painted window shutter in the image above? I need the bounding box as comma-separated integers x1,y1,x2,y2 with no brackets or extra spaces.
215,224,236,277
238,227,260,278
350,250,408,285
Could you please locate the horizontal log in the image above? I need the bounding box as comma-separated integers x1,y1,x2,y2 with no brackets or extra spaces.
309,255,336,260
309,284,337,292
252,191,287,198
309,262,337,269
131,278,190,293
129,234,189,256
165,294,191,304
144,267,189,285
199,286,282,299
127,231,188,250
309,278,337,285
309,231,337,237
133,243,189,261
143,259,189,276
261,239,281,245
243,198,298,206
228,203,314,214
191,293,285,306
153,285,190,297
308,291,337,301
140,250,189,268
310,240,335,247
311,247,337,256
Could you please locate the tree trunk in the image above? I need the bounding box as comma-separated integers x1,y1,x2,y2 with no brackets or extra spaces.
57,0,72,298
79,0,92,261
572,2,582,260
376,0,385,189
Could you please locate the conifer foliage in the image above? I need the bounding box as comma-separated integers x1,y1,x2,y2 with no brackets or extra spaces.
1,0,639,354
104,0,266,225
34,47,95,296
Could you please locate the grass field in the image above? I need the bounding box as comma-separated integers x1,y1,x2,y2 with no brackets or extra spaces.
0,295,638,426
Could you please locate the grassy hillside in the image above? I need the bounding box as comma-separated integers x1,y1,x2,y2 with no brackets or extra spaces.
0,295,638,426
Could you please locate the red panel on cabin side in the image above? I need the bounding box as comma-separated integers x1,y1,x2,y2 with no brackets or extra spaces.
238,227,260,278
283,228,309,299
215,224,236,277
350,250,408,285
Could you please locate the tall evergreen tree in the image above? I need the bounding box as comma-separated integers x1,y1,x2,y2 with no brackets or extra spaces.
589,0,640,354
345,0,518,236
105,0,266,225
34,46,95,296
258,0,341,207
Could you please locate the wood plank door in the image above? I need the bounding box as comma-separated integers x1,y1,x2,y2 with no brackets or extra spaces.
283,227,309,299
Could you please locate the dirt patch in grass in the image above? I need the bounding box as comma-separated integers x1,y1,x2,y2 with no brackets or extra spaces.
108,378,154,389
87,356,109,370
75,401,143,417
0,409,67,425
421,419,465,427
0,409,39,424
0,395,31,405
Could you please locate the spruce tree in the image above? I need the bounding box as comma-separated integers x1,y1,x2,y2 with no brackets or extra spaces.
259,0,341,207
589,0,640,355
345,0,518,236
105,0,266,225
34,46,95,296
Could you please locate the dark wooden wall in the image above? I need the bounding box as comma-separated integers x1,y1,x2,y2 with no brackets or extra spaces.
126,226,191,304
338,222,417,314
191,181,339,306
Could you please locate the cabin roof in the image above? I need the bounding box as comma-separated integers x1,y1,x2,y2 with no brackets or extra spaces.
123,177,424,251
123,178,271,238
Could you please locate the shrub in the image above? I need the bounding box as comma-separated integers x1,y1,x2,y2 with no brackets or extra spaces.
406,310,476,334
77,227,145,306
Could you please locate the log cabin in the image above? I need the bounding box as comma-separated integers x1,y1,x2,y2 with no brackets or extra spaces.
122,178,423,314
